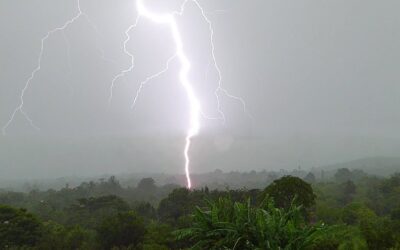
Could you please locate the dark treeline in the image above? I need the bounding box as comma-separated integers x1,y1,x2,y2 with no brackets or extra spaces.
1,168,400,249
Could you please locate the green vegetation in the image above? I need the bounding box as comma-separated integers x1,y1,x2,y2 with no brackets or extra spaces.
0,205,43,248
97,211,146,249
176,198,325,249
1,169,400,249
262,176,316,220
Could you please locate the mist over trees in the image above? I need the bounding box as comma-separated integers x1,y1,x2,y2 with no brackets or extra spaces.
1,167,400,249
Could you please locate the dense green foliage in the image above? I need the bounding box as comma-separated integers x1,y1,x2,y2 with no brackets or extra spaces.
176,198,325,249
0,205,43,248
97,211,146,249
262,176,316,220
263,176,316,210
1,170,400,249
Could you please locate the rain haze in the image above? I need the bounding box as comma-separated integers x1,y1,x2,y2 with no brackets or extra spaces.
1,0,400,181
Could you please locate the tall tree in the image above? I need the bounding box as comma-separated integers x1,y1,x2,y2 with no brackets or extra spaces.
263,176,316,211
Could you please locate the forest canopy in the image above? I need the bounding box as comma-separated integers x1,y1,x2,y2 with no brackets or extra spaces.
1,169,400,249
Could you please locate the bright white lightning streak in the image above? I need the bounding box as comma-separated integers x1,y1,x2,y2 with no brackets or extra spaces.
192,0,252,123
136,0,200,189
4,0,251,189
108,16,141,104
129,0,252,188
2,0,106,135
131,54,177,108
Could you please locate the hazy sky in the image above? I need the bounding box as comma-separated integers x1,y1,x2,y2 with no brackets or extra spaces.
1,0,399,178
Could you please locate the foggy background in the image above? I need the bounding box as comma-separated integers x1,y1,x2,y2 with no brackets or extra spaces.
1,0,399,179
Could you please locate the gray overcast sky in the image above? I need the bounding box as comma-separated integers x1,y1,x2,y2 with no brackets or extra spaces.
1,0,399,178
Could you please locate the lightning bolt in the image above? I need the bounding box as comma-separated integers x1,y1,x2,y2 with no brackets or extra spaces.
128,0,251,188
134,0,201,189
3,0,107,135
4,0,251,189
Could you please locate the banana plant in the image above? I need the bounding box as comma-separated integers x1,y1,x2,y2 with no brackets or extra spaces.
176,197,327,250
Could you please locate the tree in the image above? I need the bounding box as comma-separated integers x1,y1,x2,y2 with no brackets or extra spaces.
137,178,156,193
390,206,400,242
262,176,316,212
304,172,316,184
308,225,367,250
176,197,326,249
341,203,376,226
340,180,356,205
341,203,396,249
67,195,130,229
143,222,175,250
134,202,157,220
359,216,395,249
158,188,191,222
351,169,367,181
36,221,68,249
65,225,94,249
335,168,352,183
97,211,146,249
0,205,43,248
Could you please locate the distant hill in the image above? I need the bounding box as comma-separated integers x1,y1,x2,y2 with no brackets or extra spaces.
323,157,400,176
